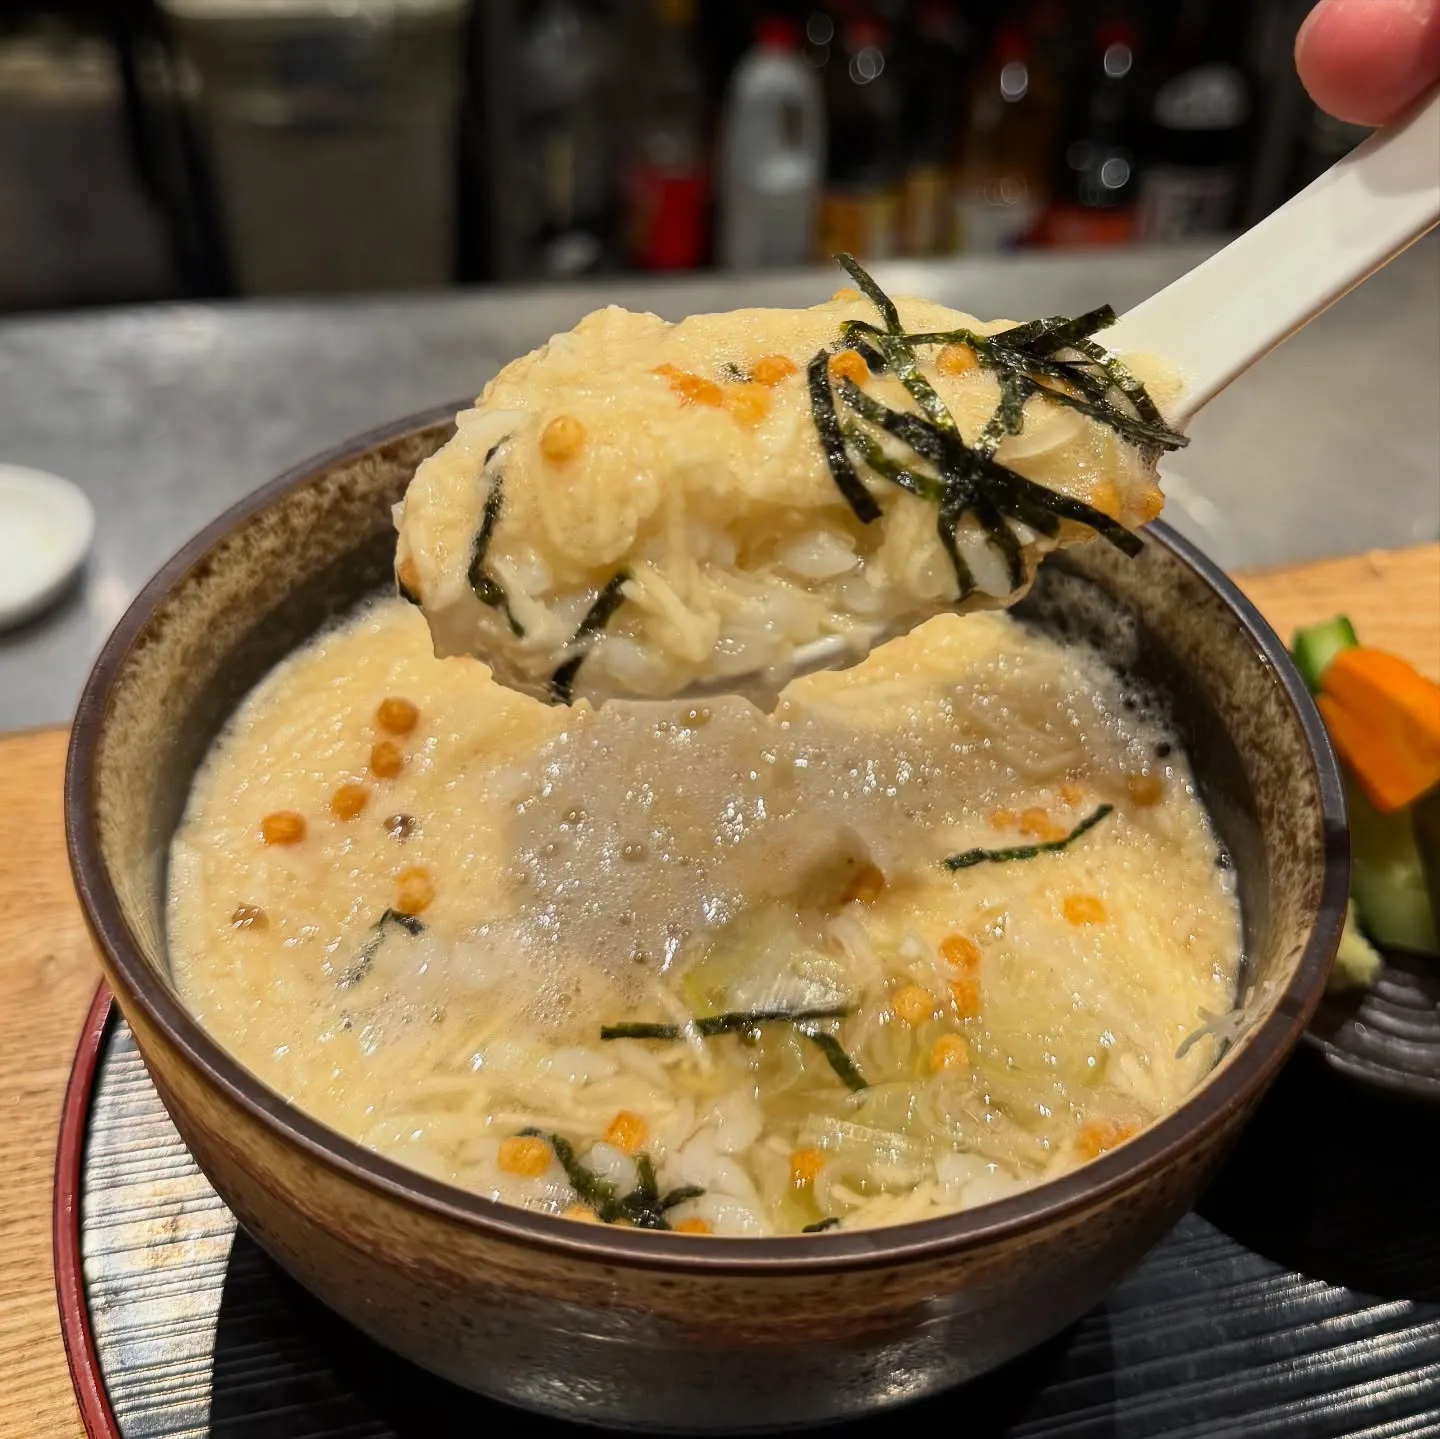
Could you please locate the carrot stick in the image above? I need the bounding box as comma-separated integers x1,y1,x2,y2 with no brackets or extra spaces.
1319,647,1440,813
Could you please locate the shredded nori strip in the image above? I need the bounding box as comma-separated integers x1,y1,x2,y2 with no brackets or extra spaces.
934,505,976,600
974,493,1025,589
467,466,524,637
519,1130,706,1230
847,338,888,373
549,570,631,704
901,315,1184,451
659,1185,706,1210
521,1128,617,1209
988,471,1144,557
836,378,951,466
841,316,957,436
841,423,944,504
839,379,1143,561
601,1005,849,1041
600,1006,868,1091
1000,305,1118,354
808,351,882,524
1070,338,1168,432
838,378,1026,593
633,1153,660,1201
814,255,1184,605
598,1022,687,1041
835,252,901,332
338,907,426,989
803,1217,841,1233
944,803,1114,872
796,1026,870,1091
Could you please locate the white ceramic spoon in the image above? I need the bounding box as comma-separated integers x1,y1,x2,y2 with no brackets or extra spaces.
698,89,1440,703
1103,85,1440,427
575,92,1439,706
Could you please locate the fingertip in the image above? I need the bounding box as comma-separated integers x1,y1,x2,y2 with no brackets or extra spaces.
1295,0,1440,128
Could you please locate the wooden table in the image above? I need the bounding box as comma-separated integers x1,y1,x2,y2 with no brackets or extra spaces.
2,544,1436,1438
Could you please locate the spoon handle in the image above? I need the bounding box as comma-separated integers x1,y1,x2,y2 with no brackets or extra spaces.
1104,86,1440,428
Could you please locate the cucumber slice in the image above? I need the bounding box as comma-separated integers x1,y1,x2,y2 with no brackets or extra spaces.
1292,615,1358,693
1410,784,1440,945
1330,900,1384,992
1348,776,1440,955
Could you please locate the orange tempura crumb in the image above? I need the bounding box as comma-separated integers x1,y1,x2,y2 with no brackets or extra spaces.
949,976,982,1018
892,983,937,1025
260,811,306,846
603,1111,648,1155
828,349,869,386
929,1034,970,1072
1126,773,1166,807
655,363,725,407
498,1136,551,1177
750,354,798,386
1063,894,1108,926
1076,1118,1138,1160
940,934,980,972
790,1148,826,1187
1018,807,1068,842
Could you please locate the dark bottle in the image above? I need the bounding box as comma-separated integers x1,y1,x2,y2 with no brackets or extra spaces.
1138,0,1255,241
817,8,905,261
1037,18,1141,247
899,0,974,255
516,0,617,279
953,22,1059,253
626,0,709,272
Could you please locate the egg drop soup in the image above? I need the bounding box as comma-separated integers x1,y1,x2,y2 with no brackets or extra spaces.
167,595,1241,1237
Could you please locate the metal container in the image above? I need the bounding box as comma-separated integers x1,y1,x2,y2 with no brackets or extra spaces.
0,27,178,310
160,0,466,294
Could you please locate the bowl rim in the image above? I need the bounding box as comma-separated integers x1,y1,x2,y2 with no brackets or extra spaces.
65,404,1349,1276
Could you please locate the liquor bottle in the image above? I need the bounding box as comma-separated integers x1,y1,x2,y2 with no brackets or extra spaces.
1036,18,1141,247
1138,0,1254,241
817,8,904,261
626,0,709,271
718,16,826,270
517,0,617,278
953,21,1058,253
899,0,973,255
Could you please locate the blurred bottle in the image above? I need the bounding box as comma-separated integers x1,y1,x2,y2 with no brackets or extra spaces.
899,0,973,255
1138,0,1254,241
817,9,904,261
803,7,837,72
627,0,709,272
518,0,617,279
1036,18,1140,247
718,17,825,271
953,22,1058,253
1027,0,1077,91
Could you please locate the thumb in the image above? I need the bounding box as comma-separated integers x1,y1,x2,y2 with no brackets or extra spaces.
1295,0,1440,127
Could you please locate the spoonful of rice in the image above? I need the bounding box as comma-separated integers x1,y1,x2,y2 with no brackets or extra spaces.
394,89,1437,708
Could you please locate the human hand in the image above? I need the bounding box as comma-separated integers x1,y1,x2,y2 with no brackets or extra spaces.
1296,0,1440,126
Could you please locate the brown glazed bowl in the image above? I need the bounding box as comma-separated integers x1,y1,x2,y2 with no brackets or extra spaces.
65,405,1347,1433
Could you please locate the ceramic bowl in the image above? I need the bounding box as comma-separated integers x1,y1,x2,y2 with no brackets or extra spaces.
65,406,1347,1432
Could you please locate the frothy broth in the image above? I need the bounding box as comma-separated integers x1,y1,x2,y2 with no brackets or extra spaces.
168,598,1241,1236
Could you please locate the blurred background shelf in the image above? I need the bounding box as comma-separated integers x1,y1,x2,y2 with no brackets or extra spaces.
1,0,1434,734
0,0,1375,308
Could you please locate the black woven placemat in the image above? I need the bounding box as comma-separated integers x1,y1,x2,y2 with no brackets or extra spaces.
79,1013,1440,1437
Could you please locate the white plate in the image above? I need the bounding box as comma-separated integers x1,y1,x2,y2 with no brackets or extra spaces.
0,464,96,630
